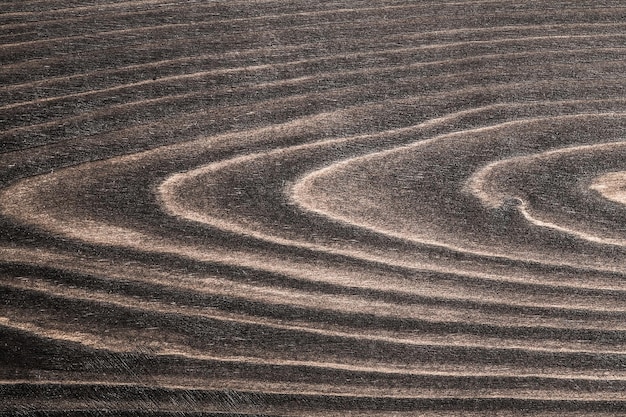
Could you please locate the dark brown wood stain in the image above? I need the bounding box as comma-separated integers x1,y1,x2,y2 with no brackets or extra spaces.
2,1,626,415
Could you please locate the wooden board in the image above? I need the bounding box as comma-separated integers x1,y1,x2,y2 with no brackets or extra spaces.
2,1,626,415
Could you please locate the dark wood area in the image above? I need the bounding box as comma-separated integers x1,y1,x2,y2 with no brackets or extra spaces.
2,1,626,415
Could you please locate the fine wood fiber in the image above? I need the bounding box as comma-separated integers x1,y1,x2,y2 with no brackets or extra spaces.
2,1,626,415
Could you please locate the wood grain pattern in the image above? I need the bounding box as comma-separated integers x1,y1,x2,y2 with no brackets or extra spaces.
2,1,626,415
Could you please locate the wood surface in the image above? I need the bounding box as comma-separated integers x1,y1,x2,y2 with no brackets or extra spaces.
2,0,626,415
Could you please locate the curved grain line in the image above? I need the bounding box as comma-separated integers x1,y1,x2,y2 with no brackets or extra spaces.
6,2,624,41
3,20,624,78
3,46,623,119
6,277,626,356
4,317,626,383
5,31,624,94
3,13,625,64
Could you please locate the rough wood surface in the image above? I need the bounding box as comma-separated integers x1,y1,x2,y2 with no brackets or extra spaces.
2,1,626,415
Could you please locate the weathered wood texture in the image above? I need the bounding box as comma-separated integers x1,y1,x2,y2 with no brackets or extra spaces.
2,0,626,415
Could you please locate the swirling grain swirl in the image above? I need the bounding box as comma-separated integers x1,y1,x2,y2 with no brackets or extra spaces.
2,1,626,415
